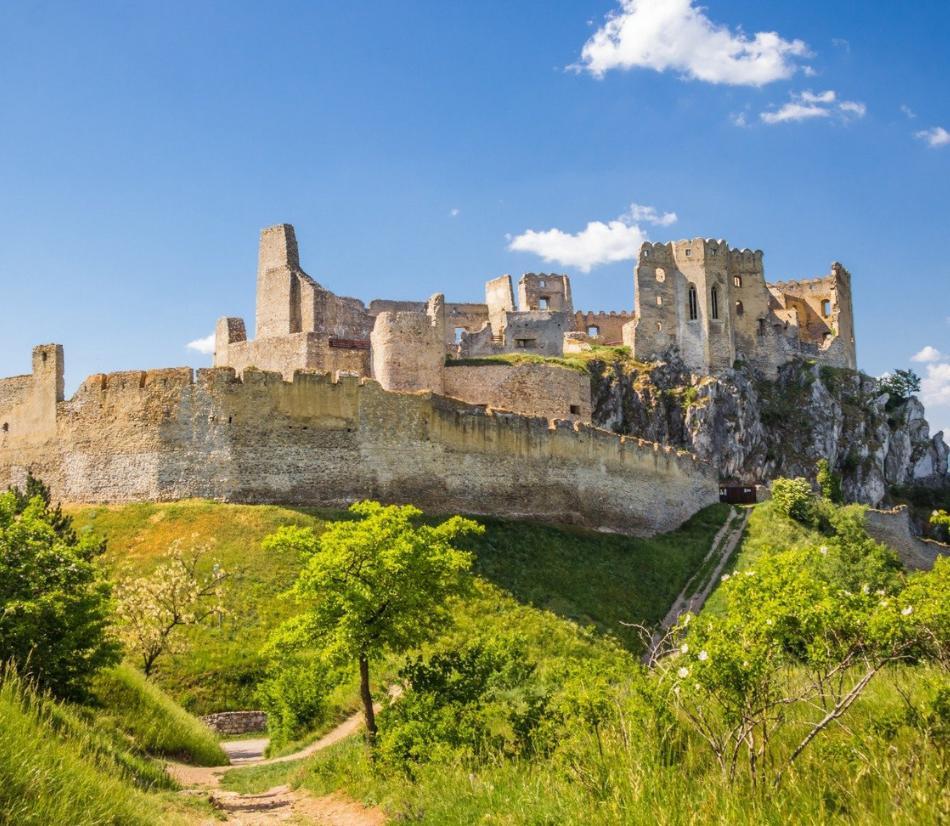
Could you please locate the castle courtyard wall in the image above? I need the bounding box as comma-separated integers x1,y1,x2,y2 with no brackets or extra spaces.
443,362,592,422
0,363,718,536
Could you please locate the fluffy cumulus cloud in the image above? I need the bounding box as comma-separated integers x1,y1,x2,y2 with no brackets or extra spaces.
911,346,950,435
911,345,945,363
508,203,675,273
760,89,866,124
186,333,215,355
915,126,950,148
577,0,809,86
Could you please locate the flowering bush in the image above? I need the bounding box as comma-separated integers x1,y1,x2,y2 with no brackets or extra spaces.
770,477,816,524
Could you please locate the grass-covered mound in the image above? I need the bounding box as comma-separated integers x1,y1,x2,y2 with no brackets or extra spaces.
222,499,948,825
92,664,227,766
68,500,731,713
0,668,201,826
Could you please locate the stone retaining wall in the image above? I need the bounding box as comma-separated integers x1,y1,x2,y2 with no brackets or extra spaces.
201,711,268,735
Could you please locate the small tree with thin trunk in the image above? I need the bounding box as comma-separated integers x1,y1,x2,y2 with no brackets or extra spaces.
264,501,481,743
115,541,228,677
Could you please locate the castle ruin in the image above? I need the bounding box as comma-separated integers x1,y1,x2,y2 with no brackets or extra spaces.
0,223,861,535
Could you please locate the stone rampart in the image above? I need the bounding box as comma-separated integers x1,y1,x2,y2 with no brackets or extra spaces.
865,505,949,570
0,357,718,536
443,362,591,422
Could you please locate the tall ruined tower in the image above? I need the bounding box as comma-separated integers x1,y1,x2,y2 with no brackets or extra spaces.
256,224,302,338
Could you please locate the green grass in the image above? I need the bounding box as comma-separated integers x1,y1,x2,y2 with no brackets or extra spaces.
91,664,228,766
68,500,731,712
0,669,204,826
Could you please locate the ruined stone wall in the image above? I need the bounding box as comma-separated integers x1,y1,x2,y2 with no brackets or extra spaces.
443,362,592,422
502,311,572,357
573,311,634,345
370,295,446,393
518,274,573,314
0,345,63,447
216,332,369,380
485,275,515,336
865,506,948,570
0,358,718,536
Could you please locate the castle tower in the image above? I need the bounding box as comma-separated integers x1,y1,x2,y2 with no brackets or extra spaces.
518,274,573,314
256,224,302,338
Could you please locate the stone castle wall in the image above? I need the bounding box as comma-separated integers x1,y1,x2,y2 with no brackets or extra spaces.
0,355,718,536
865,506,949,571
443,362,592,423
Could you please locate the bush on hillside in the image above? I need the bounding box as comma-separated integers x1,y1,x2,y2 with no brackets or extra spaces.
0,479,119,700
816,458,843,504
257,652,332,749
770,477,816,524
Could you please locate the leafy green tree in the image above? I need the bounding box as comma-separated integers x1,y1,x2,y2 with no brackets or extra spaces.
930,509,950,543
0,482,119,699
264,501,482,742
879,369,921,402
816,459,842,504
770,477,816,524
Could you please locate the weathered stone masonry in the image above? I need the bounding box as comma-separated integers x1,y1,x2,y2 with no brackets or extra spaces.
0,348,718,536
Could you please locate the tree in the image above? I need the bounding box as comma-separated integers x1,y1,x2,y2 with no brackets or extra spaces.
114,542,227,677
879,369,921,402
264,501,482,743
0,481,119,699
770,477,816,524
816,459,842,504
930,509,950,543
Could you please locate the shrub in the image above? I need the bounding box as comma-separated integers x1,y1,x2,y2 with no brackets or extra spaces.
0,483,119,700
770,477,816,524
816,459,843,504
257,653,331,749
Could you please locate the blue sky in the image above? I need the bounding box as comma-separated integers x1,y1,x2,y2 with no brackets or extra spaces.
1,1,948,430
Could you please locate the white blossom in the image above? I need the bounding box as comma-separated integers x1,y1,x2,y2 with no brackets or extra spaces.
698,650,709,662
901,606,913,616
678,666,689,678
680,643,689,654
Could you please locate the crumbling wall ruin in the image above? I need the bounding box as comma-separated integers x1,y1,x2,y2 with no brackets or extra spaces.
0,347,718,536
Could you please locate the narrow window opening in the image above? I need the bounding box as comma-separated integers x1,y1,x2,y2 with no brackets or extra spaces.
454,327,465,344
569,404,581,415
685,248,692,257
734,275,742,288
821,299,831,317
757,318,766,336
655,267,666,283
735,300,744,316
515,338,536,349
1,423,8,433
587,325,600,337
711,285,720,320
41,352,48,363
656,322,663,332
538,279,546,288
538,297,549,310
688,284,698,321
656,295,663,306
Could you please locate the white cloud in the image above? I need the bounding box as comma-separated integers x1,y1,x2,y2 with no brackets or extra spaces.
900,104,916,119
921,362,950,435
186,333,215,355
508,202,676,272
449,208,461,217
916,126,950,148
623,203,678,226
576,0,809,86
760,90,866,125
911,345,945,363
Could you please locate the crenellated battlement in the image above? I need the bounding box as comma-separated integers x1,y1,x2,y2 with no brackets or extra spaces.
0,344,717,535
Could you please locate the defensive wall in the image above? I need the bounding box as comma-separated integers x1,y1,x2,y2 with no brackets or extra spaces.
865,505,949,570
0,346,718,536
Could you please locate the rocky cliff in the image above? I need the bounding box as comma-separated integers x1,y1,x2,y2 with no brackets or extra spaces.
588,355,948,506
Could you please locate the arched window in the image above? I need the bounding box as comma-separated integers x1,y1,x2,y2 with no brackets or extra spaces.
656,322,663,332
688,284,698,320
734,275,742,288
656,295,663,306
735,300,744,316
711,285,720,320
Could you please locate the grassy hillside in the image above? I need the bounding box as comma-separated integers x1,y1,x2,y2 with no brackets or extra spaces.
219,501,948,825
69,500,731,713
0,667,209,826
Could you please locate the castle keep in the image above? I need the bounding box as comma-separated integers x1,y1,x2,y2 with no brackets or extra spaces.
0,223,859,534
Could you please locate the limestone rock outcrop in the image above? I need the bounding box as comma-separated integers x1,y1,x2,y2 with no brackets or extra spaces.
589,356,948,506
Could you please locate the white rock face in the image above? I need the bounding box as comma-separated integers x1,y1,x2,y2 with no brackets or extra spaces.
590,357,949,506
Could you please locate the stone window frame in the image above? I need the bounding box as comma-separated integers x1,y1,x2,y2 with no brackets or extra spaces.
587,325,600,337
711,285,720,320
688,284,699,321
514,338,537,349
734,275,742,288
735,300,744,316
